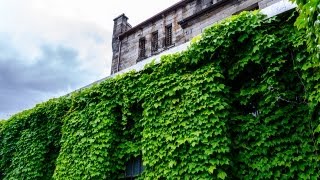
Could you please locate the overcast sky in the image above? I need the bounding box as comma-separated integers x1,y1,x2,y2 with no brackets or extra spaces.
0,0,180,119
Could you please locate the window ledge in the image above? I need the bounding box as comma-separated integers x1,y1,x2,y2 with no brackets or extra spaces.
164,44,175,50
136,56,147,62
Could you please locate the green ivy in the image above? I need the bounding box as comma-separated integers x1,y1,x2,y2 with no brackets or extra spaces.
1,8,320,179
292,0,320,158
0,98,70,179
293,0,320,58
0,120,5,132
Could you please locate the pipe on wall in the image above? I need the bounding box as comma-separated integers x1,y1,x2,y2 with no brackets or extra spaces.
117,37,122,72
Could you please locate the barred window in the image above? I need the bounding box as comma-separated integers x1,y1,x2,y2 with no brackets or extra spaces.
151,31,158,53
165,25,172,47
138,38,146,59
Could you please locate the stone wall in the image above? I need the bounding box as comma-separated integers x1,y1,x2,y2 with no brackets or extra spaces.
110,0,282,74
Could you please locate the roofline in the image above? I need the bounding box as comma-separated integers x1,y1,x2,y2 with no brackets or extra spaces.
178,0,234,28
113,13,128,21
119,0,192,39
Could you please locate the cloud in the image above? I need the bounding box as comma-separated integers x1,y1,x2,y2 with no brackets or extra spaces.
0,40,96,119
0,1,113,119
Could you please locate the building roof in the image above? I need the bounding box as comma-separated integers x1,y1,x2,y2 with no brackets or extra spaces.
178,0,233,28
119,0,193,39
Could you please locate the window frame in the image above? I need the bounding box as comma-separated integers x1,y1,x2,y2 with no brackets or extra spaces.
138,37,146,60
124,156,143,179
151,31,159,54
165,24,173,47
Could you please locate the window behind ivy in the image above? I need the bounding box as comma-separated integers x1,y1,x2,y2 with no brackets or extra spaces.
125,156,143,179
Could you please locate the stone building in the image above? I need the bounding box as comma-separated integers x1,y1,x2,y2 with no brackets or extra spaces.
111,0,289,74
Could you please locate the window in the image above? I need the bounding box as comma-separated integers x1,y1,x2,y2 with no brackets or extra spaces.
138,38,146,59
165,25,173,47
151,31,158,53
125,156,144,179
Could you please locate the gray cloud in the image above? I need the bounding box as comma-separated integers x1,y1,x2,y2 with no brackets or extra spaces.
0,38,103,119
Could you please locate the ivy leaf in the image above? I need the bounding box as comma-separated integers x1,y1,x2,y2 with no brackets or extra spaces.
208,165,216,174
217,170,227,179
314,124,320,133
238,33,249,42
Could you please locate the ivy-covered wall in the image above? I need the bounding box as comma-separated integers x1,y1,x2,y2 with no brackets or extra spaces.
0,6,320,180
0,99,70,179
